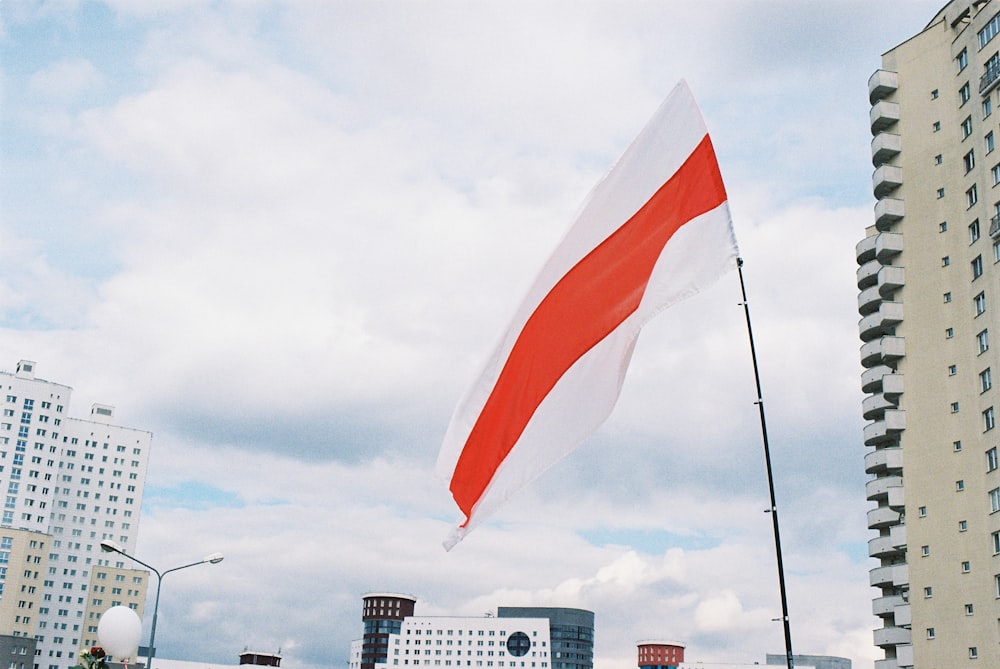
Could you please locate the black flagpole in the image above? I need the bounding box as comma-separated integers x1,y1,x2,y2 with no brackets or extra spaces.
736,257,795,669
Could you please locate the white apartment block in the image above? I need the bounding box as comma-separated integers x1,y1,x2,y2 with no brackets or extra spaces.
863,1,1000,667
0,361,151,669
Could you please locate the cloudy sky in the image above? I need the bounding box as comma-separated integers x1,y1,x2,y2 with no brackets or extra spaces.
0,1,945,668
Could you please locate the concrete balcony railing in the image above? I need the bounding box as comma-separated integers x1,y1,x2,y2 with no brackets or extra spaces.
870,563,908,588
871,100,901,133
859,285,882,316
876,232,903,260
856,233,878,265
864,410,906,446
861,365,894,393
868,505,903,529
860,336,905,369
865,446,903,475
869,69,899,103
874,198,904,230
872,132,902,166
866,474,904,501
858,258,883,289
878,266,905,298
859,302,903,342
862,392,898,420
872,594,906,617
873,164,903,197
873,625,911,648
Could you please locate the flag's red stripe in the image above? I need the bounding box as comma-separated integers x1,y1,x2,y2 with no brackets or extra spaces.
450,135,728,520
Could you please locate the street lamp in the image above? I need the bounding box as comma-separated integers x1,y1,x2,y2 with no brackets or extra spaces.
99,540,224,669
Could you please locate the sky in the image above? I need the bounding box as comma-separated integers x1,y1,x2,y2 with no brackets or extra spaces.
0,1,947,668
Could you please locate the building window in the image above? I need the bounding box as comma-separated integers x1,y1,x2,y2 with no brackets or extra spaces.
958,479,967,491
972,218,982,242
947,327,955,338
979,329,990,353
993,530,1000,554
924,586,933,597
970,647,979,659
988,447,999,471
945,292,953,303
968,185,979,208
973,254,984,278
962,560,972,572
983,368,993,391
919,505,928,517
985,97,993,118
960,519,968,531
961,82,972,105
985,407,995,431
976,292,987,315
980,12,1000,48
990,131,996,153
939,187,946,198
994,239,1000,261
921,544,930,556
943,255,951,266
966,603,975,615
964,116,974,138
953,401,961,413
934,121,942,132
966,149,976,172
991,487,1000,512
950,364,958,376
936,153,944,165
941,221,949,232
927,627,935,639
960,47,970,71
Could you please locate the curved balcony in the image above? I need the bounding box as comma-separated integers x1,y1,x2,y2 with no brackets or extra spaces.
857,233,878,265
876,232,903,260
860,302,903,342
865,446,903,475
863,392,898,420
866,474,903,501
864,410,906,446
873,165,903,197
872,133,902,166
869,69,899,104
858,258,883,289
874,198,904,231
872,594,906,617
878,266,905,298
869,534,904,558
874,659,903,669
862,365,895,393
861,336,905,368
874,625,910,648
868,505,903,529
859,285,882,315
870,563,908,588
871,100,901,133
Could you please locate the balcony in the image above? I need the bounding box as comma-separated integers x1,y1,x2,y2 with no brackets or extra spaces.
871,100,900,133
875,660,902,669
990,214,1000,239
864,410,906,446
856,233,878,265
890,523,906,548
874,625,911,648
862,366,893,393
872,133,902,166
869,534,904,558
862,392,897,420
981,58,1000,95
873,164,903,197
868,505,903,529
866,474,903,501
878,266,905,298
870,563,908,588
861,336,905,368
859,302,903,342
859,285,882,315
865,446,904,474
874,198,904,230
872,594,906,617
876,232,903,260
869,69,899,103
857,258,882,289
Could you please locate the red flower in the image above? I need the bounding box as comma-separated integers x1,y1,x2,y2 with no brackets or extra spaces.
90,648,106,660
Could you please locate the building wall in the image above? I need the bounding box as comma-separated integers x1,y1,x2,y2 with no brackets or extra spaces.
864,1,1000,667
496,608,592,669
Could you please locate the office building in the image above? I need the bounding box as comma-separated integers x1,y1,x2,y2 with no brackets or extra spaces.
0,360,152,669
862,1,1000,666
348,594,593,669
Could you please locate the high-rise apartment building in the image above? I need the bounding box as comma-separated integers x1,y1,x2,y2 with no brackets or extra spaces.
0,361,151,669
862,1,1000,667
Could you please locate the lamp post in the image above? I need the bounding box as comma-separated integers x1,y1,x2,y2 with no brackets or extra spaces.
99,540,224,669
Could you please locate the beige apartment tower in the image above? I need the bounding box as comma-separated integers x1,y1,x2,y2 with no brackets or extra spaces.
863,1,1000,667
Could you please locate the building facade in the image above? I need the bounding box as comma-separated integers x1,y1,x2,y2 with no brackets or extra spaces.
0,361,151,669
862,1,1000,667
349,594,593,669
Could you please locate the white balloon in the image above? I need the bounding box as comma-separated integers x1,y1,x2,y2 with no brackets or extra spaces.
97,606,143,658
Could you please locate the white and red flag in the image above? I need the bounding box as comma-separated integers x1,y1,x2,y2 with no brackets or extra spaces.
436,80,739,548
